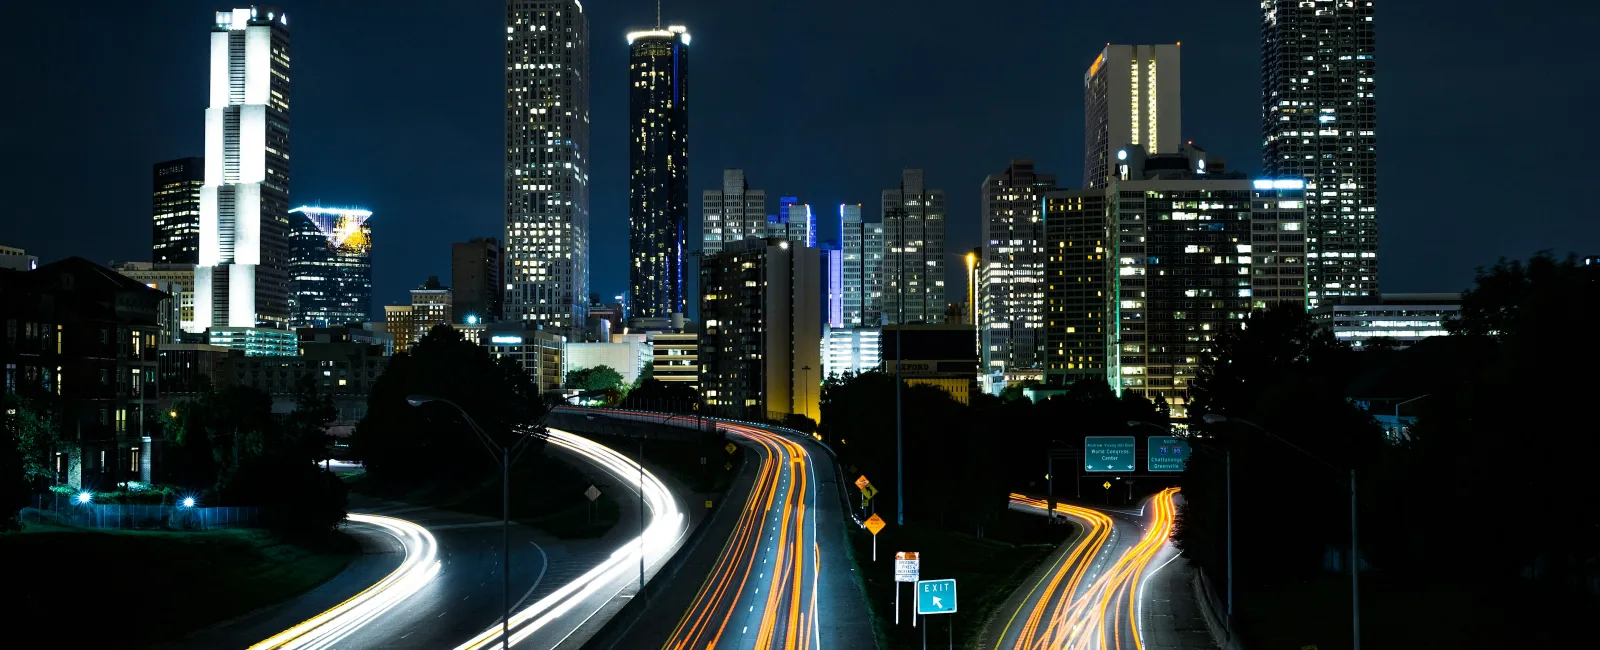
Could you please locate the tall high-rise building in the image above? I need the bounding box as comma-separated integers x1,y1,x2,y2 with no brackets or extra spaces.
627,24,690,318
1083,44,1181,189
883,169,945,325
504,0,589,331
452,237,503,323
1262,0,1379,304
1043,146,1308,417
765,197,813,245
153,157,204,264
288,206,372,328
699,237,822,422
195,7,292,331
980,160,1057,375
839,203,884,327
701,169,766,254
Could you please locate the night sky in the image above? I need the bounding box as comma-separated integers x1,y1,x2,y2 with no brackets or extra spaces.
4,1,1596,320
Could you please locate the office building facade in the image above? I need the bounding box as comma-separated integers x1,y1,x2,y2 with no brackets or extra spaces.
1312,293,1460,350
824,328,880,379
288,206,372,328
839,204,884,327
699,238,822,422
152,157,205,265
1084,44,1181,189
113,262,198,340
980,160,1056,376
701,169,766,254
452,237,503,323
1043,146,1307,417
883,169,945,325
627,24,690,319
409,277,452,345
384,304,414,353
1262,0,1380,304
195,7,292,331
504,0,589,331
650,330,699,388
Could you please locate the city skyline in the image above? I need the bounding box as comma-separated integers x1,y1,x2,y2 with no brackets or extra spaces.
4,1,1592,320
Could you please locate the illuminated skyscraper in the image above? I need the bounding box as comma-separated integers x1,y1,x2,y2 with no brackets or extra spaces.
1262,0,1379,304
627,24,689,318
839,204,884,327
980,160,1056,374
702,169,766,254
504,0,589,331
152,157,204,265
195,7,291,330
288,206,372,328
883,169,945,325
1083,44,1181,189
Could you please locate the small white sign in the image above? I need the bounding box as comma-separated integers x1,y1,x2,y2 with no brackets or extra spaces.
894,558,920,583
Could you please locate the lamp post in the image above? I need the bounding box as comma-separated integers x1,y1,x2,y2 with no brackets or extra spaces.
1202,413,1360,650
584,412,650,597
408,395,541,650
800,365,812,426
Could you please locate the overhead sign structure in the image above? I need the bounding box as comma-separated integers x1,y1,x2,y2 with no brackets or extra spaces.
916,579,958,615
894,551,920,582
1147,436,1192,472
1084,436,1136,472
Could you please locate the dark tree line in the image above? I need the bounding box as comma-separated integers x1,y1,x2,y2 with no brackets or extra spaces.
1174,252,1600,615
821,369,1167,538
352,325,546,491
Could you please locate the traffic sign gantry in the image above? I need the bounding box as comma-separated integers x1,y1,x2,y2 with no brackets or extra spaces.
1084,435,1136,472
1147,435,1192,472
916,579,958,615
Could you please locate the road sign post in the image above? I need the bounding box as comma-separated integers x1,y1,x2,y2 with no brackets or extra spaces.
1084,436,1136,472
895,551,919,625
864,513,886,561
916,579,957,649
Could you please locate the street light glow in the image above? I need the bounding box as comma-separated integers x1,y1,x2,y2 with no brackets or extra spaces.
76,492,92,504
182,497,196,508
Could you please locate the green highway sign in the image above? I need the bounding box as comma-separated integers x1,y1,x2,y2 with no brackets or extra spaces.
1147,436,1192,472
1084,436,1135,472
916,578,958,615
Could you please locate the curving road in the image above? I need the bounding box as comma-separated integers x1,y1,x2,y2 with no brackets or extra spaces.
990,488,1198,650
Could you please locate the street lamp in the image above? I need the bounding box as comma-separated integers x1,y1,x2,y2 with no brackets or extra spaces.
407,394,540,650
76,491,92,505
1202,413,1361,650
582,411,652,597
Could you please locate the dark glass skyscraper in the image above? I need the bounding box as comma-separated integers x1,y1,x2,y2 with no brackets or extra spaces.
152,157,204,264
627,24,689,319
288,206,372,328
504,0,588,331
1262,0,1379,305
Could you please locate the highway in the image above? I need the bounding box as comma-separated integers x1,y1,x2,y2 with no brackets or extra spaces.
561,408,873,649
990,488,1197,650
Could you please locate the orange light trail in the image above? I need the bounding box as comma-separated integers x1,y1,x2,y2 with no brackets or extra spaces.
996,488,1182,650
661,421,820,650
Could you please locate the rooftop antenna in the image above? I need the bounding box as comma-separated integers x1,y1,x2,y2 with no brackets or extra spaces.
656,0,661,28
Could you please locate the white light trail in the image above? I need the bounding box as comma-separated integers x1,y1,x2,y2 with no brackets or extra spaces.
250,513,441,650
452,427,686,650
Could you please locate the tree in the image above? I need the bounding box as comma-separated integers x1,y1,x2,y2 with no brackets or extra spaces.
1,403,29,532
354,325,545,490
3,394,58,484
566,365,625,392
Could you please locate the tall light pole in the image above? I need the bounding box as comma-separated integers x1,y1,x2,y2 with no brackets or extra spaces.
892,206,906,526
409,395,541,650
1203,413,1359,650
801,365,812,425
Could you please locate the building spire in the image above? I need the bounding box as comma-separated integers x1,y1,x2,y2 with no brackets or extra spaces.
656,0,661,28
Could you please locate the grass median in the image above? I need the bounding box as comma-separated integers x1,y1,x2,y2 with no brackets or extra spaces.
847,509,1068,649
1,523,355,647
